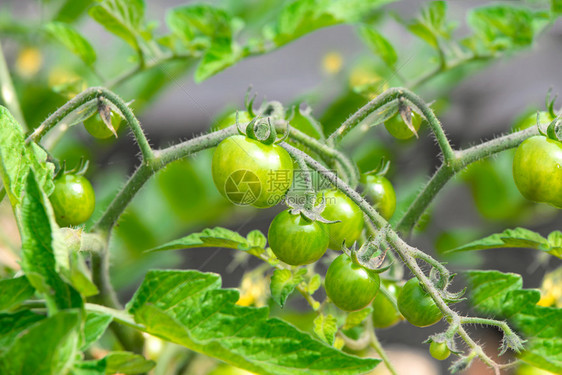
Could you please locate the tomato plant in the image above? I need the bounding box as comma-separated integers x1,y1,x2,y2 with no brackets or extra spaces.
319,190,364,250
324,253,380,311
512,135,562,208
49,173,95,227
268,210,329,265
397,278,443,327
212,135,294,208
1,1,561,375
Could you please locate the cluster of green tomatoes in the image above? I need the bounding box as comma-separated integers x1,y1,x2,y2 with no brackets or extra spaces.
210,111,451,360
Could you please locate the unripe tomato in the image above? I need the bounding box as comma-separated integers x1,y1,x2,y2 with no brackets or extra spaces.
361,175,396,220
371,281,402,328
384,112,422,140
512,135,562,208
49,174,95,227
212,135,294,208
397,278,442,327
430,341,451,360
325,253,380,311
319,190,364,250
268,210,329,266
83,113,121,139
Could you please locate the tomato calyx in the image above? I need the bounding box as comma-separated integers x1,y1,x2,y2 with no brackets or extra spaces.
363,158,390,177
342,232,391,274
287,191,340,224
54,158,90,179
397,101,420,139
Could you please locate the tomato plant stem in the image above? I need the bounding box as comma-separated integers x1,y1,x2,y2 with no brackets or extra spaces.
368,321,399,375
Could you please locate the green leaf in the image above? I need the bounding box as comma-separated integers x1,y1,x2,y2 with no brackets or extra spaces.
82,312,113,350
313,313,338,345
147,227,266,253
343,307,373,330
126,270,379,374
287,105,325,140
553,0,562,14
466,270,562,373
75,352,155,375
0,276,35,312
270,268,306,308
166,4,240,82
0,106,55,206
0,310,81,375
44,22,96,65
0,311,45,352
407,1,454,49
271,0,394,47
89,0,147,52
466,5,549,53
447,227,562,259
358,26,397,67
307,274,322,295
18,171,82,311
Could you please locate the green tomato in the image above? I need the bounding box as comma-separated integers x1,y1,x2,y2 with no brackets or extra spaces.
319,190,364,250
430,341,451,360
371,281,402,328
325,254,380,311
361,175,396,220
83,113,121,139
215,111,253,130
512,111,554,132
212,135,294,208
49,174,95,227
512,135,562,208
384,112,422,140
397,278,442,327
268,210,329,265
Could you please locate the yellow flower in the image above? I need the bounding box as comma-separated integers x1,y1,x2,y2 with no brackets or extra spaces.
322,51,343,75
15,47,43,78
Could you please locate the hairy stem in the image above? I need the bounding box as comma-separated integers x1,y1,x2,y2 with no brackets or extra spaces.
395,126,539,234
29,87,154,162
368,321,399,375
327,87,455,163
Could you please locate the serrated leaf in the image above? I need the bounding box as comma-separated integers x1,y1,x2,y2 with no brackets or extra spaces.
89,0,147,52
270,268,306,308
45,22,96,65
447,227,562,259
272,0,394,47
75,352,155,374
0,276,35,312
358,26,397,67
82,312,113,350
466,5,549,54
313,313,337,345
246,230,267,249
0,106,55,206
307,274,322,295
126,270,379,374
166,5,240,82
0,310,81,375
343,307,373,330
466,270,562,373
147,227,265,253
18,171,82,312
0,310,45,352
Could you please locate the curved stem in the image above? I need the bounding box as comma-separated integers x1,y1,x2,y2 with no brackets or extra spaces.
28,87,154,162
368,321,398,375
327,87,455,163
395,126,539,234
